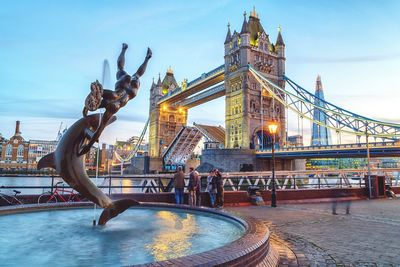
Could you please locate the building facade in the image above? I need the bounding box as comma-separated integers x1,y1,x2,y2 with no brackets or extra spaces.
0,121,29,171
224,8,286,149
287,135,303,147
27,140,58,169
0,133,5,160
149,68,188,157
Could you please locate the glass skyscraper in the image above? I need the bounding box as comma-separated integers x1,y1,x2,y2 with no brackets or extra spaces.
311,75,332,146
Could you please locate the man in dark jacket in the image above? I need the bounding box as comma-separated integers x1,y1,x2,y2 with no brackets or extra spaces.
215,170,224,208
173,167,185,204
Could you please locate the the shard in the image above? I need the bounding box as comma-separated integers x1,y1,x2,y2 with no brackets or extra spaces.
311,75,331,146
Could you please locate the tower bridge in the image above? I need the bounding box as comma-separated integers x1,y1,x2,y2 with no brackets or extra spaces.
145,7,400,172
157,64,225,107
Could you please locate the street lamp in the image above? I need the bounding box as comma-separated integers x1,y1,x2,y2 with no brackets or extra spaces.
365,122,372,199
268,121,278,207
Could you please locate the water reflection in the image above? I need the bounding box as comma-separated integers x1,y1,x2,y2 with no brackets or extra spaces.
147,211,196,261
121,179,132,194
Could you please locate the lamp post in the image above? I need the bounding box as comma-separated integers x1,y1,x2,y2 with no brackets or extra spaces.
261,88,269,150
365,122,372,199
261,92,264,150
268,121,278,207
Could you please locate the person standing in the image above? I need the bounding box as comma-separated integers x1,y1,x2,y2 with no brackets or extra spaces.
173,166,185,204
215,169,224,208
188,167,201,206
206,170,217,207
331,191,351,215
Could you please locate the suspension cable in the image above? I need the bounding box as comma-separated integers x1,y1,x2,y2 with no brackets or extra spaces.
249,66,400,139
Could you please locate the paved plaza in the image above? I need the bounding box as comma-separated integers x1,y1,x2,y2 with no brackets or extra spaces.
228,198,400,266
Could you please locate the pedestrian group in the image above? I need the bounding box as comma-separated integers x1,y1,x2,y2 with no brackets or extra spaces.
173,167,224,208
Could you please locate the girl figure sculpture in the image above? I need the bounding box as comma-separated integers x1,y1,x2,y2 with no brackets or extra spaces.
80,43,152,155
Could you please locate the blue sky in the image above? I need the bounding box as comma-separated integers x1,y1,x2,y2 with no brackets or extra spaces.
1,0,400,145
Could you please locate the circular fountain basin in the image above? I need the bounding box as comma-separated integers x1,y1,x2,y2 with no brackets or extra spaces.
0,203,277,266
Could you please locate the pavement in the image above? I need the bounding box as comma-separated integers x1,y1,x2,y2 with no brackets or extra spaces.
227,198,400,267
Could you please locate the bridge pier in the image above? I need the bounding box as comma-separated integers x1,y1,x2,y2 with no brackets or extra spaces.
257,158,306,172
199,149,305,172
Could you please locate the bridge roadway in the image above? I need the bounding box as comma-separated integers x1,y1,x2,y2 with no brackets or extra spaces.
256,141,400,159
157,64,225,106
177,83,225,108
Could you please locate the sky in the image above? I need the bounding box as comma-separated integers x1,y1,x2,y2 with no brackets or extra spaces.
1,0,400,145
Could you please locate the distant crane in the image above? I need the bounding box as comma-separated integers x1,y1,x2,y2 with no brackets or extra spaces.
56,122,68,142
56,122,63,141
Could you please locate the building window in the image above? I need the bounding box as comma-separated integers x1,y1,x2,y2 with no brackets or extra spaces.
168,114,175,122
6,144,12,157
17,145,24,157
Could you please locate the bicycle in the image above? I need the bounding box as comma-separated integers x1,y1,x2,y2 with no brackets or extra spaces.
37,181,82,204
0,187,24,205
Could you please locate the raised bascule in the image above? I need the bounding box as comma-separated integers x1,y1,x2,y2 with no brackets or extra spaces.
147,7,400,172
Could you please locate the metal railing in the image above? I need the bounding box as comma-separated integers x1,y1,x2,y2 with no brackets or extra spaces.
257,141,398,152
0,168,399,196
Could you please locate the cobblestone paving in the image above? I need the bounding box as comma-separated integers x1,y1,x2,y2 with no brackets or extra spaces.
227,198,400,266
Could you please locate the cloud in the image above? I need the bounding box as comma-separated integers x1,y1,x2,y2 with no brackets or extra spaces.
373,118,400,124
291,53,400,64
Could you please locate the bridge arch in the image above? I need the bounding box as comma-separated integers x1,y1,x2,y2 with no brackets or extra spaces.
252,127,276,150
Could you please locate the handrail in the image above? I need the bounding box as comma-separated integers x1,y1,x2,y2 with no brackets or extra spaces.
257,141,398,152
1,168,399,197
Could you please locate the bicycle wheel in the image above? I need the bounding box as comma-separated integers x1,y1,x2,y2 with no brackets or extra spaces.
0,194,12,205
38,194,58,204
68,194,81,202
10,196,23,205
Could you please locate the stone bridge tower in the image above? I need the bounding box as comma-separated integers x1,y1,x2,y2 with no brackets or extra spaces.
224,8,286,149
148,68,188,157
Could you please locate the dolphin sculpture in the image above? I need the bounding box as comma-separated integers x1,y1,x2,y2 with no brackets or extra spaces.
37,43,151,225
38,114,139,225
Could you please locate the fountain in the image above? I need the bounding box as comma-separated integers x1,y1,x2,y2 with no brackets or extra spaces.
0,44,278,266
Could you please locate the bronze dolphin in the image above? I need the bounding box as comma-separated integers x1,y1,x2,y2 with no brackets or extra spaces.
38,113,139,225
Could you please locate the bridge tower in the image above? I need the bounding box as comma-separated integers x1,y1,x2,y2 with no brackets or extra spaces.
148,68,188,157
224,7,286,149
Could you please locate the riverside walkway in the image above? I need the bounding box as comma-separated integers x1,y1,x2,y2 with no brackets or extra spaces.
228,198,400,266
